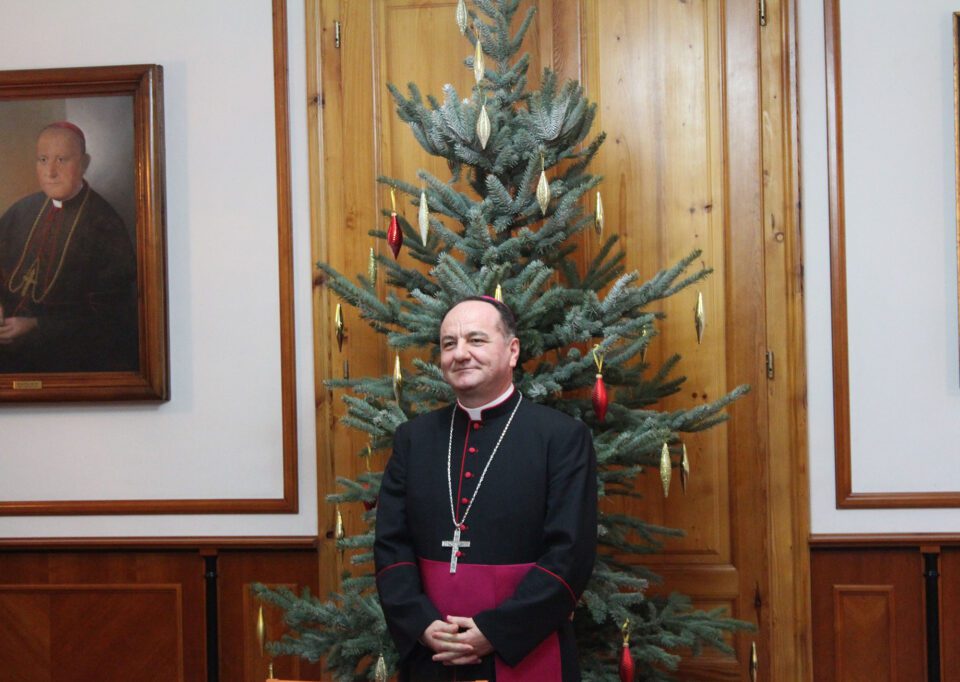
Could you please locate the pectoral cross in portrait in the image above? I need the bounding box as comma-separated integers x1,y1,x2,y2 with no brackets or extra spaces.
442,527,470,573
20,260,40,300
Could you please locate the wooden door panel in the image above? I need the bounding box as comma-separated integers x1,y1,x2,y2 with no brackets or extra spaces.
581,4,764,679
582,0,731,565
320,0,547,538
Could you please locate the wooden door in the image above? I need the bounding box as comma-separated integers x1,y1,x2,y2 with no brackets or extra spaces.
310,0,809,679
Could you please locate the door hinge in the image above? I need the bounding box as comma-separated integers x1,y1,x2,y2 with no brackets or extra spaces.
334,20,342,48
759,0,767,26
765,350,774,380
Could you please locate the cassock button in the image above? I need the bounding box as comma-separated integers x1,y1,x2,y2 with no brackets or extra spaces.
473,422,481,430
456,551,463,557
464,471,473,478
460,524,468,531
461,497,470,505
468,447,477,454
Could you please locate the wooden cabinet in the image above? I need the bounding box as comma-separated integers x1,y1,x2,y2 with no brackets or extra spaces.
310,1,808,679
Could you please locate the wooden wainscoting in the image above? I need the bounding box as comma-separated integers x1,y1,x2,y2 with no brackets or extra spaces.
0,538,324,682
941,547,960,680
809,536,960,682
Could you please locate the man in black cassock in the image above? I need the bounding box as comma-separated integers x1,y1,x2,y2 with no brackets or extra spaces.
375,296,598,681
0,122,138,373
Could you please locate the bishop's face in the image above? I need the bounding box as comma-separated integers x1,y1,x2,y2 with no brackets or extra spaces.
440,300,519,407
36,128,88,201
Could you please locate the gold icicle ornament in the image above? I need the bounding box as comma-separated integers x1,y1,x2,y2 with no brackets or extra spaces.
393,353,403,403
418,190,430,246
257,605,265,654
375,653,388,682
639,327,648,363
334,504,345,564
494,283,503,302
368,246,377,285
660,442,672,497
334,303,344,352
594,191,604,236
455,0,468,34
334,505,344,541
473,28,485,84
695,291,705,344
476,100,491,149
536,154,550,215
680,442,690,494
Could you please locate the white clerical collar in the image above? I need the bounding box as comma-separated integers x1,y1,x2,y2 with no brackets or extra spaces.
458,385,515,421
51,183,85,209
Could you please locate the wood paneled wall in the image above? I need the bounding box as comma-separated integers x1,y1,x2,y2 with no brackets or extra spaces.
0,541,324,682
810,540,960,682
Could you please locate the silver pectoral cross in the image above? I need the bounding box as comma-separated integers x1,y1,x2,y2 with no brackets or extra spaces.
441,527,471,573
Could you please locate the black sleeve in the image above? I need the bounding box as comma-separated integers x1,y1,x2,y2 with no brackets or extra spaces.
374,421,442,661
473,419,598,666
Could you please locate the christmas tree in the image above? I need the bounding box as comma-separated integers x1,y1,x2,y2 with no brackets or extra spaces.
255,1,748,679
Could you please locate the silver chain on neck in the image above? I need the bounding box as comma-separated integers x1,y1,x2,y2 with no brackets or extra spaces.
446,393,523,530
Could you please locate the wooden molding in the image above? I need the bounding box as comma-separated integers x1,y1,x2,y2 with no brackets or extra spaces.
824,0,960,508
0,0,299,516
811,533,960,548
0,536,319,551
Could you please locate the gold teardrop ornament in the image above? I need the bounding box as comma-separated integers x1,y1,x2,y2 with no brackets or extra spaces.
680,442,690,494
536,164,550,215
375,653,388,682
393,353,403,403
334,505,344,541
660,442,672,498
334,303,344,352
473,30,485,84
257,605,265,653
494,283,503,302
476,102,491,149
594,191,604,236
418,190,430,245
368,246,377,285
695,291,705,344
455,0,468,35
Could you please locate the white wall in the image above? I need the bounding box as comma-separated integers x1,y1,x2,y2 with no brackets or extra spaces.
800,0,960,532
0,0,317,537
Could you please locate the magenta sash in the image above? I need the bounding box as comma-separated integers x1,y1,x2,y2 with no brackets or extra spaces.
419,557,562,682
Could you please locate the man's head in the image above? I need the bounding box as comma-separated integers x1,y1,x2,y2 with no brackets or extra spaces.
439,297,520,407
35,122,89,201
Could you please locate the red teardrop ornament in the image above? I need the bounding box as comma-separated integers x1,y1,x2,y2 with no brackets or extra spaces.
619,642,635,682
592,373,608,422
387,212,403,259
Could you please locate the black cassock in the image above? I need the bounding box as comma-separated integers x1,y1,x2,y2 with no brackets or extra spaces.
0,185,138,373
375,389,598,681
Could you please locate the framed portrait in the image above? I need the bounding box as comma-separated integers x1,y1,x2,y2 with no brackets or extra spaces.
0,64,168,402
